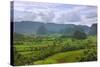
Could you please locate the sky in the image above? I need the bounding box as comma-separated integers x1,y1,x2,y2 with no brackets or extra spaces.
13,1,97,26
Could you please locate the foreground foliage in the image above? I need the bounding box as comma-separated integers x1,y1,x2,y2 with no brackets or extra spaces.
13,35,97,66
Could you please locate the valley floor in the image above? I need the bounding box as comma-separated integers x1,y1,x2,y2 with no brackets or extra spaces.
34,48,97,65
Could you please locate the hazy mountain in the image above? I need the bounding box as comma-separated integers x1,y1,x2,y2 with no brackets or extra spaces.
13,21,93,36
89,23,97,35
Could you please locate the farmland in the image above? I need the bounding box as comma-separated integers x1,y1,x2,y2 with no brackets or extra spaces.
13,34,97,66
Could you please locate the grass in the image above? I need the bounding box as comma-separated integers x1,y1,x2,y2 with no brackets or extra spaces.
13,35,97,65
34,49,86,64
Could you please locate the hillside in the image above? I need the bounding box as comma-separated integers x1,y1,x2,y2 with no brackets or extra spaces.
13,21,92,36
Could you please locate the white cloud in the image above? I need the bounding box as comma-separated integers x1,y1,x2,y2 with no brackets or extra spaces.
37,10,55,23
13,1,97,26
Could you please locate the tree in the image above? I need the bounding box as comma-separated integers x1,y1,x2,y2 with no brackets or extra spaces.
80,48,97,61
37,25,47,35
73,30,87,39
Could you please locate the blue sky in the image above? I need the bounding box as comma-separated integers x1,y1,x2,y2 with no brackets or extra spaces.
13,1,97,26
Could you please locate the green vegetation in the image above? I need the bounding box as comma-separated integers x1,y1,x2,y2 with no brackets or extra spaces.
33,49,89,64
73,30,87,39
13,33,97,66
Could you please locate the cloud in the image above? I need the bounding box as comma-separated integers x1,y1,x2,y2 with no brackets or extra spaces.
79,6,97,26
38,10,55,23
13,1,97,26
83,10,97,19
56,11,81,23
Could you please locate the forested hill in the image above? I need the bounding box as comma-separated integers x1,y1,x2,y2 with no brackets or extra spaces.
13,21,97,36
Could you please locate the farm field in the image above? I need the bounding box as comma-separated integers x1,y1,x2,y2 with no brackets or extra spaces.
34,48,96,64
13,34,97,66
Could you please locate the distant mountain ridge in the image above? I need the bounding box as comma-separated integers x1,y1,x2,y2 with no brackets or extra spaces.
13,21,96,36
